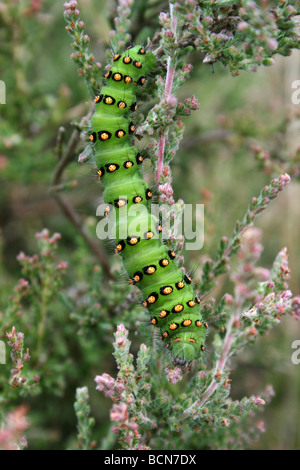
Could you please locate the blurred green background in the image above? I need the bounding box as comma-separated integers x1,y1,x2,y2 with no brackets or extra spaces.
0,0,299,450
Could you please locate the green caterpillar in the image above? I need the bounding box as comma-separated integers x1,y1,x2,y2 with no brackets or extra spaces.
89,45,207,365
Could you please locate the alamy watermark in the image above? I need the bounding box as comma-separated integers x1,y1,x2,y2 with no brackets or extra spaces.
291,80,300,105
0,80,6,104
96,203,204,251
0,340,6,365
291,340,300,365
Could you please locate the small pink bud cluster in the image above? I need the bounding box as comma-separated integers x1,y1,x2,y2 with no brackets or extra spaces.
165,366,183,384
0,406,28,450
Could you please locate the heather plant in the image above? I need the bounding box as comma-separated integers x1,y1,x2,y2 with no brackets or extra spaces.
0,0,299,451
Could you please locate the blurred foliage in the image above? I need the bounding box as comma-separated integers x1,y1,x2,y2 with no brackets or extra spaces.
0,0,299,450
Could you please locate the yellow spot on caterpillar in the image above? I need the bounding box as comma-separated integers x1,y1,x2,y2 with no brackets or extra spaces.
143,300,148,307
146,266,156,274
100,132,110,141
195,297,201,304
173,304,183,313
104,96,114,104
113,54,120,61
140,77,146,85
124,161,133,168
124,76,132,84
146,231,154,239
123,56,131,64
118,101,126,108
134,274,141,282
151,317,157,325
116,130,125,138
147,295,157,304
116,243,123,252
162,286,173,295
177,282,185,289
188,300,195,307
117,199,126,207
196,320,203,327
160,259,169,267
113,73,122,81
133,196,142,203
182,319,192,327
134,61,142,68
108,164,117,172
94,95,101,103
105,71,110,78
159,310,168,318
169,323,178,331
128,237,139,245
97,169,103,179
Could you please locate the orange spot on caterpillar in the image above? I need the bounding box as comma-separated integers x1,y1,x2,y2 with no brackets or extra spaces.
169,323,178,331
147,293,158,304
106,163,119,172
143,265,156,275
187,300,196,307
146,189,152,200
115,240,125,253
124,161,133,169
159,259,169,267
112,72,122,81
98,131,112,141
133,60,142,68
144,231,154,239
136,154,143,164
138,48,146,55
113,54,120,61
124,75,132,84
158,310,169,318
118,101,127,108
104,95,115,105
114,198,127,208
184,275,192,284
127,236,140,246
172,304,184,313
168,250,176,259
133,196,143,204
89,132,97,142
123,56,132,64
115,129,126,138
160,286,173,295
174,337,182,342
151,317,157,325
188,338,196,343
182,319,192,327
163,331,169,338
96,167,104,180
201,344,205,351
176,281,185,290
94,94,102,103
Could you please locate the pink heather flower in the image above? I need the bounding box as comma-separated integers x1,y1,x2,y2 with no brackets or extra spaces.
267,39,278,51
251,396,265,406
237,21,248,32
257,420,266,433
165,366,183,384
95,373,115,392
166,95,177,107
110,403,128,422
